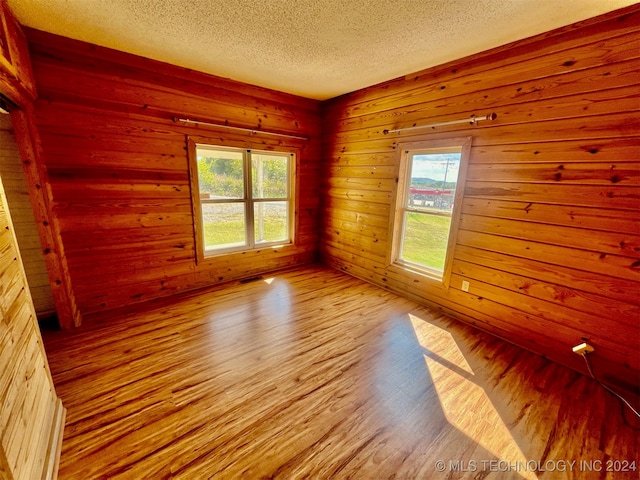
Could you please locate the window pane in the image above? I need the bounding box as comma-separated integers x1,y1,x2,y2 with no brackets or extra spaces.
196,148,244,199
254,201,289,244
400,211,451,272
202,202,246,251
408,152,460,213
252,154,289,199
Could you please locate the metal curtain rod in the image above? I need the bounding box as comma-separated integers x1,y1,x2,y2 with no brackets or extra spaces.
383,113,497,135
173,117,309,141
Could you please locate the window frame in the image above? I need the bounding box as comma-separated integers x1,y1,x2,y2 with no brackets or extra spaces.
187,138,297,262
389,136,472,288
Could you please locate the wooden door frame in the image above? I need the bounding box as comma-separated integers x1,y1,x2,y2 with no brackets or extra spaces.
0,0,80,328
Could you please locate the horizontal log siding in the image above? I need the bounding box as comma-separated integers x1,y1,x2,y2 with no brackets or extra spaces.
26,29,323,319
320,6,640,392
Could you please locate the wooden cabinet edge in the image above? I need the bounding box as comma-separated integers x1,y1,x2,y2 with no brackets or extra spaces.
41,399,66,480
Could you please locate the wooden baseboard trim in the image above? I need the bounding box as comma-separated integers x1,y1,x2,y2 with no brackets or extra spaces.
41,398,66,480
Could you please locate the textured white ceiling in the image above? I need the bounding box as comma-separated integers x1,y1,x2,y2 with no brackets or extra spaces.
7,0,638,100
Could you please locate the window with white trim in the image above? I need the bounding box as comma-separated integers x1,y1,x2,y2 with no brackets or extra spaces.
190,143,294,256
392,137,471,284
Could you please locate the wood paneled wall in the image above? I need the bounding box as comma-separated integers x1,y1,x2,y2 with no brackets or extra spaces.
321,6,640,392
0,173,64,480
0,114,55,318
25,29,323,321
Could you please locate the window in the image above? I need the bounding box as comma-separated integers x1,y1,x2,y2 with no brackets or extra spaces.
392,137,471,284
189,142,294,257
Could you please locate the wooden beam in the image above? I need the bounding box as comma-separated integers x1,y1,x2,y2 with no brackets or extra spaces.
11,106,81,328
0,0,36,103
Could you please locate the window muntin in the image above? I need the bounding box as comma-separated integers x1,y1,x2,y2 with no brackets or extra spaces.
393,138,470,284
194,145,293,255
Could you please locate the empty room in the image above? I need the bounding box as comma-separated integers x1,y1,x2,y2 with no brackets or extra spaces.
1,0,638,478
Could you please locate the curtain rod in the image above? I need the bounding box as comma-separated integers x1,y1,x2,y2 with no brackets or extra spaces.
383,113,497,135
173,117,309,141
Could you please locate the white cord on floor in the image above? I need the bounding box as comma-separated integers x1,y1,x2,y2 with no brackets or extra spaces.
581,352,640,419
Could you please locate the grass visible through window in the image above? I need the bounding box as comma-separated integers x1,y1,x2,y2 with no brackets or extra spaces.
203,213,286,247
203,216,245,246
401,212,451,271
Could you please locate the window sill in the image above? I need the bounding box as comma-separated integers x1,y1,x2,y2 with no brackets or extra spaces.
389,261,449,290
197,241,295,264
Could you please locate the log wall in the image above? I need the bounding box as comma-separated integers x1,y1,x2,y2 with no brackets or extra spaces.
25,29,323,320
321,5,640,392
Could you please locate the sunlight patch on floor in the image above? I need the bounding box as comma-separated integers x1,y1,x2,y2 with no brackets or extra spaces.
409,314,538,480
409,314,473,375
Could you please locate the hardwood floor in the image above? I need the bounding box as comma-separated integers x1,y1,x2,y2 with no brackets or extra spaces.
42,265,639,479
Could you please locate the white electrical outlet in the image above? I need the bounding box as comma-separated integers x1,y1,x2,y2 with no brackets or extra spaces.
461,280,470,292
572,342,594,355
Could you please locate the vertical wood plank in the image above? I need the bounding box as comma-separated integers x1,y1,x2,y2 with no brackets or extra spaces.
11,107,80,329
0,114,55,318
0,165,65,480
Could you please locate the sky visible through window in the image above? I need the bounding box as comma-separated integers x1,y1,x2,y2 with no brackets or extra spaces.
411,154,460,184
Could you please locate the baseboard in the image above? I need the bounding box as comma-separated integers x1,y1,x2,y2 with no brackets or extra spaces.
41,398,66,480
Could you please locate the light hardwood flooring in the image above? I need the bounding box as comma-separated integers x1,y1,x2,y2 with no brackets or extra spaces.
42,265,639,479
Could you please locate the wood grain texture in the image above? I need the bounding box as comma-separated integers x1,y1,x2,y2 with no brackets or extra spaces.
25,29,324,321
42,266,639,480
0,114,55,318
10,106,81,329
0,167,64,480
320,4,640,392
0,0,36,104
0,0,79,331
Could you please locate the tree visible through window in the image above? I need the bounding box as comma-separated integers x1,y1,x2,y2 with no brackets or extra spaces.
393,137,471,283
193,144,293,255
